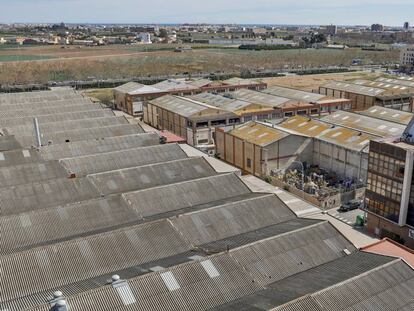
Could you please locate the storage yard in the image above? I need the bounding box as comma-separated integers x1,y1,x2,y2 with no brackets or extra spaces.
1,87,414,311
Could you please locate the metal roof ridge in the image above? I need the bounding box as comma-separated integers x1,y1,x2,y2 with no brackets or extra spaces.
225,220,328,253
57,142,181,162
88,156,204,177
306,257,405,296
120,172,240,196
174,95,221,110
0,214,170,258
174,193,275,217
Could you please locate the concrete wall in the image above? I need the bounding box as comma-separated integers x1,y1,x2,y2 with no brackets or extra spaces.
215,131,312,177
313,140,367,181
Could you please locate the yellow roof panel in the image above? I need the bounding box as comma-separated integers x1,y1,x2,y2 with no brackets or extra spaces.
279,115,330,137
230,122,289,147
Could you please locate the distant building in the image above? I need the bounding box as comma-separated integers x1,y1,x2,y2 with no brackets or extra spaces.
325,24,338,36
400,46,414,71
319,78,414,111
265,38,296,46
114,78,267,116
138,32,152,44
371,24,384,32
404,22,410,31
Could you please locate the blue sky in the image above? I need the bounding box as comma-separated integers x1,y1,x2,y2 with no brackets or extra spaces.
0,0,413,26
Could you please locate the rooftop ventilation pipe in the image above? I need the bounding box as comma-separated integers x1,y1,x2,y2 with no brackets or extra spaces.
33,118,42,148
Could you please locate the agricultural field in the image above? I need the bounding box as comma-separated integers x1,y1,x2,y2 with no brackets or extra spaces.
0,44,399,85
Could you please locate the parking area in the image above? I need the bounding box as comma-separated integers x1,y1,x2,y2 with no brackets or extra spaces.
328,208,365,226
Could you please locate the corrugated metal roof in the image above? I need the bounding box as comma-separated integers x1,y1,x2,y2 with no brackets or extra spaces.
274,258,414,311
230,122,290,146
0,195,138,255
0,135,22,151
353,79,414,94
14,124,144,147
357,106,414,125
223,77,262,86
59,143,188,176
0,109,115,128
214,252,399,310
0,89,80,105
189,93,253,112
0,98,93,112
171,194,296,245
19,221,360,311
40,133,160,161
88,157,217,195
230,89,292,107
321,111,406,137
315,126,376,152
150,95,208,117
261,85,325,103
322,81,386,97
114,82,146,93
0,219,192,307
123,173,251,219
376,77,414,88
0,148,42,167
152,79,200,92
279,115,331,137
2,116,129,136
0,177,99,216
0,161,67,188
0,103,105,119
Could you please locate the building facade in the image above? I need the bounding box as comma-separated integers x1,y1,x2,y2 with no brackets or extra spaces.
365,138,414,249
319,80,414,111
400,46,414,71
143,95,239,154
215,122,312,177
114,78,267,116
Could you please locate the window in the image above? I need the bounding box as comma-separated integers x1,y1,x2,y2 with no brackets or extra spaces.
211,119,226,126
198,139,209,144
247,158,252,168
284,112,294,117
256,114,268,121
229,118,240,124
297,110,307,115
196,121,208,128
310,109,319,115
244,115,253,122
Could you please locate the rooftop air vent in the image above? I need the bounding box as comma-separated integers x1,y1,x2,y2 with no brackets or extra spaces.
48,291,68,311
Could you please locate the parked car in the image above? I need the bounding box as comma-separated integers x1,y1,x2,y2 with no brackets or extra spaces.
339,199,362,212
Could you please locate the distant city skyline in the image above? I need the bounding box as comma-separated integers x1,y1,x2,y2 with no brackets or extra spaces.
0,0,413,26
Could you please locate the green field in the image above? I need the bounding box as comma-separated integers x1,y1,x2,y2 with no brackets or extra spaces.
0,54,56,62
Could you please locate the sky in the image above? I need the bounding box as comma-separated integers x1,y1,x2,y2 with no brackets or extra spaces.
0,0,413,26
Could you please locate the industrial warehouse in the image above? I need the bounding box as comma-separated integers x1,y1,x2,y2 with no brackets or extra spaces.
1,87,414,311
216,108,408,179
141,82,352,154
114,77,267,115
319,77,414,111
